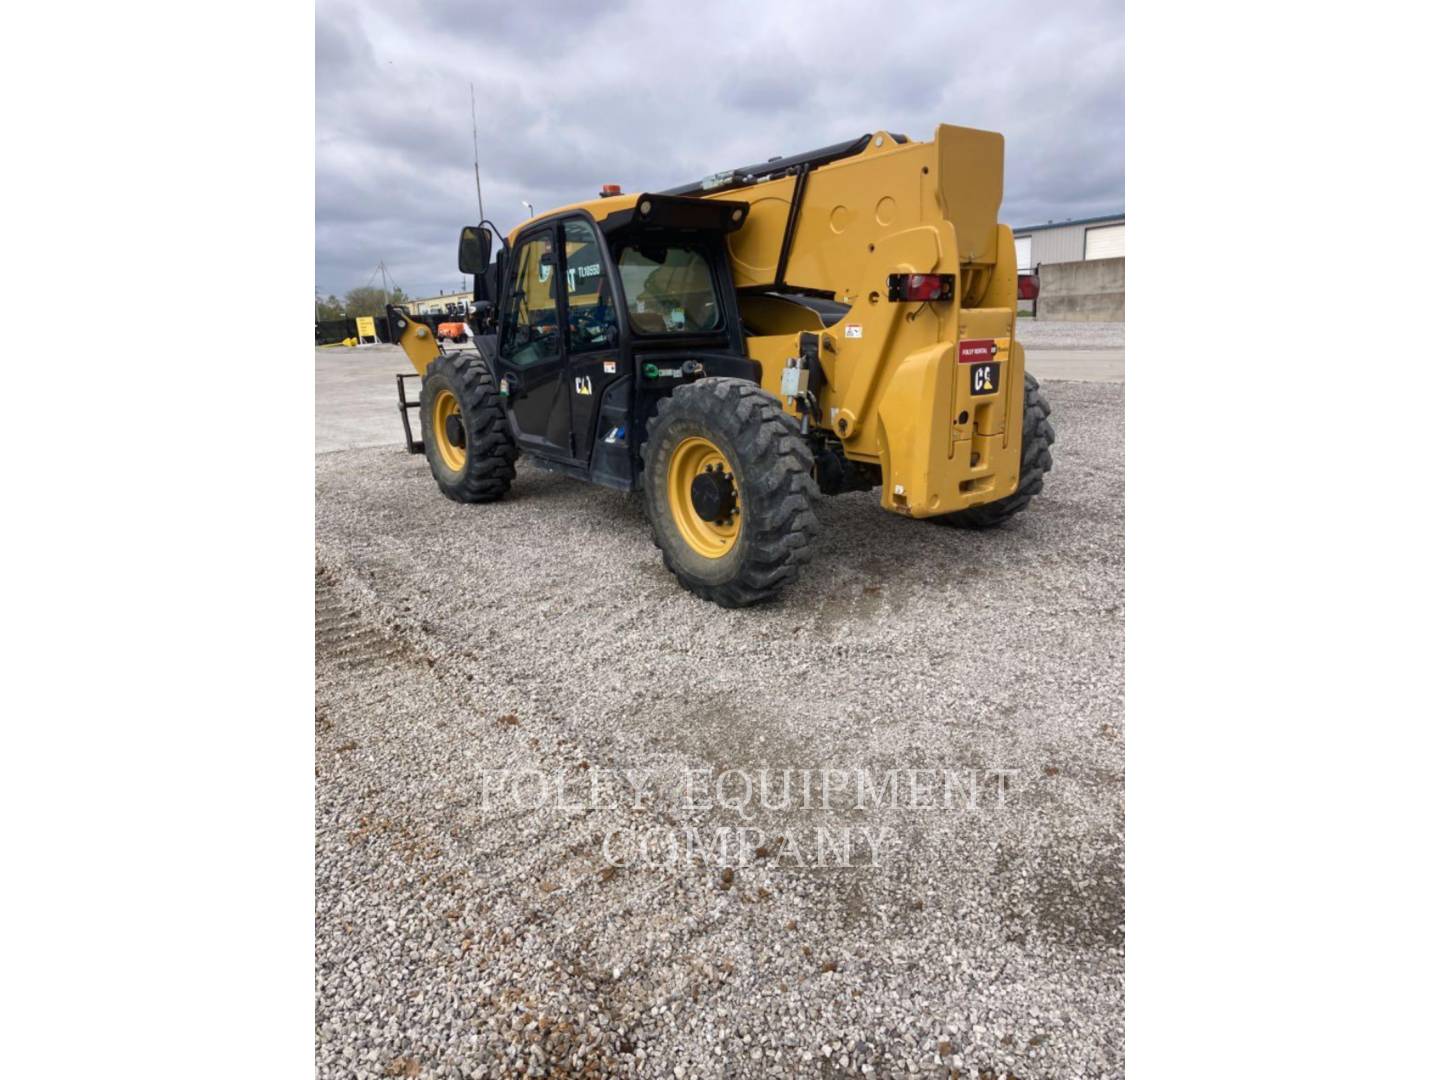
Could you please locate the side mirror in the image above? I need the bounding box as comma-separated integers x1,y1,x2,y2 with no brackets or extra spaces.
458,225,492,274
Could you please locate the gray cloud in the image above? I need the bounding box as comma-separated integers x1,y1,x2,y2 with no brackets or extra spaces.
316,0,1123,298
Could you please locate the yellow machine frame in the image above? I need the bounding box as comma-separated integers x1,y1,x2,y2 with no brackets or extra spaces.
404,125,1025,520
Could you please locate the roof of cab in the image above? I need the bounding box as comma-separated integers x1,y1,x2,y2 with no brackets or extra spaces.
507,192,642,244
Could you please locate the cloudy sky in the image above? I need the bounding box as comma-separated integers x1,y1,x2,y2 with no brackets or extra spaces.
316,0,1123,300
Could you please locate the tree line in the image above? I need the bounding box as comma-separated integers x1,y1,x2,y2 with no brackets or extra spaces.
315,286,409,321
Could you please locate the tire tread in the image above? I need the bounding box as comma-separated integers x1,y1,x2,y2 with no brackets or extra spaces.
419,352,517,503
641,379,818,607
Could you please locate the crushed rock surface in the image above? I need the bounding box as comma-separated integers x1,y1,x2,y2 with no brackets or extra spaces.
1014,322,1124,350
316,380,1124,1079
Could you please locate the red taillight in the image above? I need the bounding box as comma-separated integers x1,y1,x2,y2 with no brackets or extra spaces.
599,183,622,197
886,273,955,302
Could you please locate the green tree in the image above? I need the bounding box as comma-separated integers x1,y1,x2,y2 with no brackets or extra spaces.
341,285,409,320
315,294,345,320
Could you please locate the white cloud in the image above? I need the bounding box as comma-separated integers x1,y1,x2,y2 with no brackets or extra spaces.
316,0,1123,297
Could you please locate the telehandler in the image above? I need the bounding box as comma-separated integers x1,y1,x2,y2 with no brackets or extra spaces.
388,124,1055,607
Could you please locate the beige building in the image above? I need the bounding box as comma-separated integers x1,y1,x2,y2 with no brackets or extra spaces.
405,289,473,317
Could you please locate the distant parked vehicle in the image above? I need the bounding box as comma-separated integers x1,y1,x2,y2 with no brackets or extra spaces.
437,321,468,342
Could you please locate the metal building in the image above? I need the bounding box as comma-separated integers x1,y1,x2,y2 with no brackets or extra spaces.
405,289,473,317
1012,213,1124,271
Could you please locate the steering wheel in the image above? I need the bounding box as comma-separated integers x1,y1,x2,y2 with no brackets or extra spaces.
570,301,615,344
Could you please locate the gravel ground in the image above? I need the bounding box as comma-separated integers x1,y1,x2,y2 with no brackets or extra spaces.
1013,322,1124,350
316,379,1124,1079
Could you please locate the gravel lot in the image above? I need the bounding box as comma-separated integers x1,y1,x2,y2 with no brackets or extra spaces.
1015,321,1124,351
316,345,1124,1078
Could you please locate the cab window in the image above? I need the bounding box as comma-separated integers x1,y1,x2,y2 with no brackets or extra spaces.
498,232,560,368
562,220,618,353
617,243,721,334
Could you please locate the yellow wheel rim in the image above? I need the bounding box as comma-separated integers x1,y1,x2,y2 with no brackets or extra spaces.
667,436,741,559
431,389,466,471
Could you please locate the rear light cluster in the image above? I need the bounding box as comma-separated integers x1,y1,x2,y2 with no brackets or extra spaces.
886,273,955,302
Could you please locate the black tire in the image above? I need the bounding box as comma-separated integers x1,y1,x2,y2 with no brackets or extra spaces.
418,351,517,503
938,372,1055,529
641,378,819,607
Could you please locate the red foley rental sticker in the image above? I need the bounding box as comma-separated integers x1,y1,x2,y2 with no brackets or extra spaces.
957,339,998,363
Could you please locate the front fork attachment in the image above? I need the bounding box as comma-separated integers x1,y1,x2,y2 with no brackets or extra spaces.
396,372,424,454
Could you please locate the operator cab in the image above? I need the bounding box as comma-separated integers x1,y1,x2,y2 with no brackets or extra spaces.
613,240,720,338
458,194,756,492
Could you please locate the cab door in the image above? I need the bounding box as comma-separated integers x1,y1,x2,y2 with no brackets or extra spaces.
493,226,573,458
558,217,623,465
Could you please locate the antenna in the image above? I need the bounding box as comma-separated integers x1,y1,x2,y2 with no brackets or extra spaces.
470,83,485,222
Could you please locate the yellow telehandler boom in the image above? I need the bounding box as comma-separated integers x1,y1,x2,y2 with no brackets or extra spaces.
388,123,1055,606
